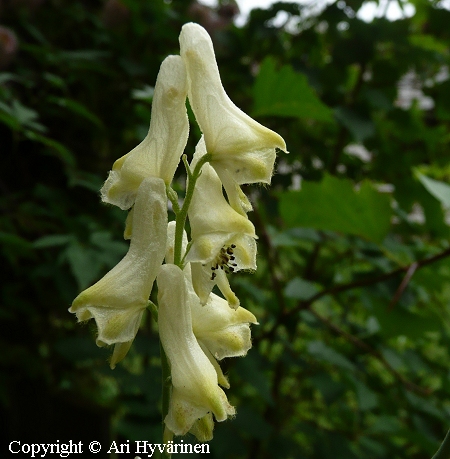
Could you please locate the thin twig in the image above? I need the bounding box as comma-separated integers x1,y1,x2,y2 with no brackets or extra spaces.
308,307,432,396
289,246,450,318
388,261,419,311
257,246,450,395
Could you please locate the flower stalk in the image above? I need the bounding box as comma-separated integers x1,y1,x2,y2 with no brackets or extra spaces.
161,344,173,459
432,428,450,459
173,153,211,267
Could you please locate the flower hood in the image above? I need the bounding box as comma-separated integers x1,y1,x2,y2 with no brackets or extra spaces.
157,264,235,436
69,176,168,368
179,22,287,214
101,55,189,210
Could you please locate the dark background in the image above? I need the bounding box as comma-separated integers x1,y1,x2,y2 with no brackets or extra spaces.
2,0,450,457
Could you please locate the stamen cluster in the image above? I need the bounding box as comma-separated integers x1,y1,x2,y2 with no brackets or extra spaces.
210,244,237,279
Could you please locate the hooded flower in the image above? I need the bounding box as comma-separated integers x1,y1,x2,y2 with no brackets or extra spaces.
101,55,189,210
157,264,235,437
179,22,287,215
69,177,168,368
186,138,257,308
164,221,257,382
192,293,257,360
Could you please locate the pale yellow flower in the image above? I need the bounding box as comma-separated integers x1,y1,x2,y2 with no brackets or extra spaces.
192,292,257,360
186,138,257,308
179,22,287,215
157,264,235,436
69,177,167,368
101,55,189,210
164,220,257,378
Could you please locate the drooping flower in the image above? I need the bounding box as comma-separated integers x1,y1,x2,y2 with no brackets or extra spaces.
101,55,189,210
157,264,235,437
186,138,257,308
164,221,257,383
191,292,257,360
69,177,168,368
179,22,287,215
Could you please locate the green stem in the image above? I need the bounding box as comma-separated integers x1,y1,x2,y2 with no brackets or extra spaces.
162,426,174,458
166,186,180,214
432,428,450,459
159,341,173,458
173,153,211,267
158,153,211,459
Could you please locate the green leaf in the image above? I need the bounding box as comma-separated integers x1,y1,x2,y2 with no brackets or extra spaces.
253,57,334,122
0,231,33,262
0,100,46,132
24,130,76,167
279,174,391,243
409,34,448,53
367,415,402,434
335,106,375,142
90,231,128,267
406,392,446,421
43,72,67,89
235,354,273,405
354,382,378,411
372,301,442,340
284,277,319,300
0,107,20,130
416,172,450,208
33,234,72,248
358,436,388,458
0,231,33,251
307,340,356,372
59,50,110,61
65,242,103,290
0,73,18,85
310,372,346,405
68,171,104,192
48,96,103,127
346,375,378,411
11,99,46,132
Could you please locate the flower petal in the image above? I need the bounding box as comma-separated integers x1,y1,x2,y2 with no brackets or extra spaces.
187,138,256,265
192,293,258,360
157,264,235,436
189,413,214,442
101,55,189,210
180,23,286,195
69,177,167,367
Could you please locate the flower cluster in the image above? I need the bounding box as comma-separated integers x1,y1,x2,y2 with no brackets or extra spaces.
69,23,286,442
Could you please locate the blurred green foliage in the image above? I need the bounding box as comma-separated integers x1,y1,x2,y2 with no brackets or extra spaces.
2,0,450,458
